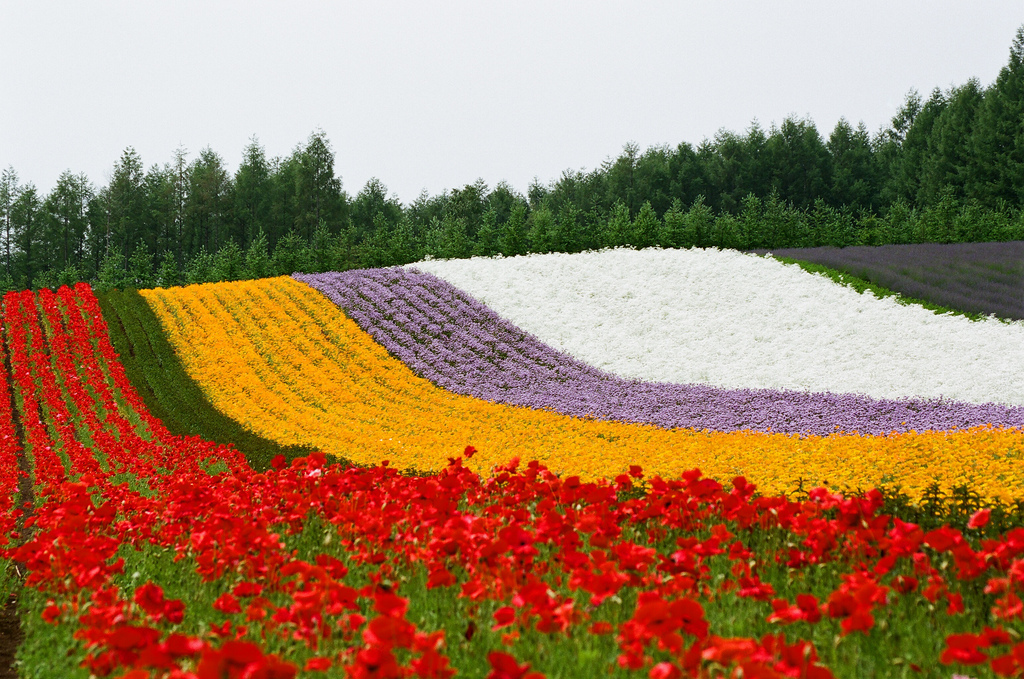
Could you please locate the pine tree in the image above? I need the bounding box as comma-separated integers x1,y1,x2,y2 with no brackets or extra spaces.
127,239,155,288
474,207,500,257
211,239,244,281
184,247,215,284
659,199,687,248
968,26,1024,206
630,201,660,249
234,137,271,248
602,201,632,248
498,204,528,256
295,129,345,239
0,167,19,279
106,148,146,263
12,185,42,288
156,252,181,288
527,207,554,253
244,230,272,280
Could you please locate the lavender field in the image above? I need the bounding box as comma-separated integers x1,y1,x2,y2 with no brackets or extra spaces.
295,266,1024,436
765,241,1024,320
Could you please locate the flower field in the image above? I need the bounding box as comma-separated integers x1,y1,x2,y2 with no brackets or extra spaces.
764,241,1024,321
294,267,1024,436
2,248,1024,677
138,274,1024,502
410,249,1024,405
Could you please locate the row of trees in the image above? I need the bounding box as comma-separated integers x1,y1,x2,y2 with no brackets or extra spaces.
2,28,1023,291
74,190,1021,292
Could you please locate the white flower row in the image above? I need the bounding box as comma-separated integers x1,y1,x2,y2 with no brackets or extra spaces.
409,247,1024,406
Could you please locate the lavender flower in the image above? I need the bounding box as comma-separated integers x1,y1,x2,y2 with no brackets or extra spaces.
294,268,1024,436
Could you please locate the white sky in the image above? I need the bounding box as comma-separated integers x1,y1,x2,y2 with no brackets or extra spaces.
2,1,1023,204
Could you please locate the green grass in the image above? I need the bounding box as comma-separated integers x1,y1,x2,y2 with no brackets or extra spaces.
16,508,1009,679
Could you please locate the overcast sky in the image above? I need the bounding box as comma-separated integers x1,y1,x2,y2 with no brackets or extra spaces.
2,1,1023,204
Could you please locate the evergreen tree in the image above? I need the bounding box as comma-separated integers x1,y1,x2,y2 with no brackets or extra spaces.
332,224,361,271
527,207,555,253
630,201,660,249
97,248,129,290
424,215,470,260
211,239,245,281
553,202,586,253
710,212,741,250
969,26,1024,206
737,193,762,249
827,119,878,211
156,251,181,288
185,147,233,257
351,178,402,243
765,116,831,210
474,207,500,257
0,167,19,279
243,230,272,280
446,179,488,241
604,142,642,214
894,88,947,205
271,231,310,275
143,165,175,265
308,221,335,273
106,148,146,262
43,171,92,271
881,199,915,244
761,191,806,248
294,129,345,239
683,196,715,248
127,239,155,288
168,146,189,265
919,80,983,204
387,215,422,265
602,201,632,248
184,247,215,285
234,137,271,248
659,199,687,248
12,185,43,288
498,204,528,257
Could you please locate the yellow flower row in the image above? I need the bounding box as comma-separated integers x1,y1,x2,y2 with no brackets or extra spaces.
140,277,1024,503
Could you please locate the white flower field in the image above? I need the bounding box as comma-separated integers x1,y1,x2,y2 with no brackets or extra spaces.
412,248,1024,406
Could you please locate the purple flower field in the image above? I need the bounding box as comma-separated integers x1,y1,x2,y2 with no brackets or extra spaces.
764,241,1024,320
294,268,1024,436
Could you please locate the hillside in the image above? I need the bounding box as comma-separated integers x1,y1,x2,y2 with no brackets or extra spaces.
0,247,1022,678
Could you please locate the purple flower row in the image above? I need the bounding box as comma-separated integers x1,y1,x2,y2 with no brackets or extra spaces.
293,268,1024,436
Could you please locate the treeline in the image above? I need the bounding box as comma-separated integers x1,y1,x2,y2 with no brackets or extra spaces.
1,28,1023,291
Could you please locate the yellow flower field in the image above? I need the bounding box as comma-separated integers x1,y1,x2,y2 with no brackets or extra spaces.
140,277,1024,502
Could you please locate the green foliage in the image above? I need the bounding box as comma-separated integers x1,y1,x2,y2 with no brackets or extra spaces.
602,201,632,248
183,247,215,285
96,249,129,290
474,207,500,257
127,240,155,288
243,230,272,280
526,207,555,253
630,201,660,248
210,239,245,282
155,252,180,288
498,204,528,257
9,27,1024,285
